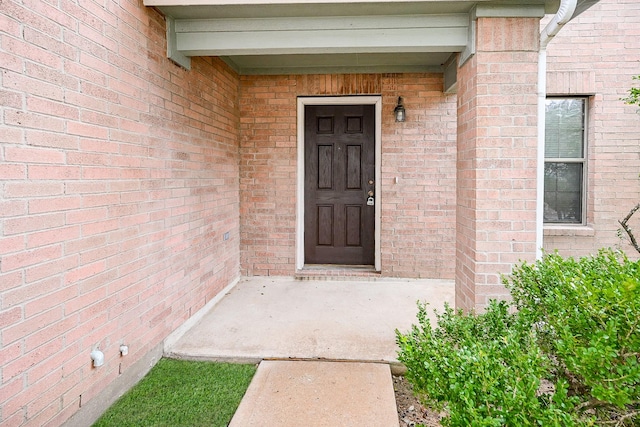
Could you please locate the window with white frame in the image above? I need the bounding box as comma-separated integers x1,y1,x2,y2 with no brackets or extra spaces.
544,97,587,224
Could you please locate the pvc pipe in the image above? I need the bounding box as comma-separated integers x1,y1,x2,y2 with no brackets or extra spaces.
90,349,105,367
540,0,578,49
536,0,578,259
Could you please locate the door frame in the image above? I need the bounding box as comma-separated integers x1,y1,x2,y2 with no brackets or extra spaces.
296,96,382,271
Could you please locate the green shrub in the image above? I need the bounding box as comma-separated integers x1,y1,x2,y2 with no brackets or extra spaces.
506,249,640,425
397,300,586,426
621,75,640,109
397,249,639,426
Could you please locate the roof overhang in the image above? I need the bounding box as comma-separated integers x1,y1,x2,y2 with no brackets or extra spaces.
144,0,600,85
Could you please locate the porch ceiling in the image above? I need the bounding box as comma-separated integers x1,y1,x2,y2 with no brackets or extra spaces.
143,0,596,76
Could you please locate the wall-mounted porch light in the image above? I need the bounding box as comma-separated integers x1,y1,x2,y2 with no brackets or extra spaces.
394,96,406,122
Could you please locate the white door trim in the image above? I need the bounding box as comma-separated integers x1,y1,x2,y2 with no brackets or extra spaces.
296,96,382,271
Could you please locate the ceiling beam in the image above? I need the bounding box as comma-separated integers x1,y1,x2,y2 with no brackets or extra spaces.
175,14,468,32
166,16,191,69
173,14,468,57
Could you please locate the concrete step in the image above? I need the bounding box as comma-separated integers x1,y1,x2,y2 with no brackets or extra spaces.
229,360,399,427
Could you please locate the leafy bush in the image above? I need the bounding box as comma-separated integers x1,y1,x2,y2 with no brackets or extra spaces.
397,249,639,426
507,249,640,425
621,75,640,109
397,300,586,426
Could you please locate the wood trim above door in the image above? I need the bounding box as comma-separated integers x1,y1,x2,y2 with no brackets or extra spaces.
296,96,382,272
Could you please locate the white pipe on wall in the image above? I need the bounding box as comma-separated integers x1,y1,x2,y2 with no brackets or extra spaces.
540,0,579,50
90,349,105,367
536,0,578,259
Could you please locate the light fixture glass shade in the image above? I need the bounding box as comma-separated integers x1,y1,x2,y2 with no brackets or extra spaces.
394,97,406,122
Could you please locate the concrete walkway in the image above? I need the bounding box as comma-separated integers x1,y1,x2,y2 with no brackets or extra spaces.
165,276,454,426
229,360,399,427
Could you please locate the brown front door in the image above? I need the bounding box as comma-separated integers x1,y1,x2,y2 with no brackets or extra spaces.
304,104,375,265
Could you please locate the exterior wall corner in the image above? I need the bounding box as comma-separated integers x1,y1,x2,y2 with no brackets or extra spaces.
455,16,541,312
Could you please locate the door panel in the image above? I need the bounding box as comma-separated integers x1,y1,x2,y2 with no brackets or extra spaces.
304,104,375,265
345,205,362,246
346,145,361,189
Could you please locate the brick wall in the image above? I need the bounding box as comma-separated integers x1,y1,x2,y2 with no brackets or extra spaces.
0,1,240,425
239,74,457,278
544,0,640,258
381,74,457,278
455,51,479,311
456,17,540,311
2,0,635,423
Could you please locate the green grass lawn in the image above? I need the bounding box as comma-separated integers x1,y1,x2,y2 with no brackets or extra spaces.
93,358,257,427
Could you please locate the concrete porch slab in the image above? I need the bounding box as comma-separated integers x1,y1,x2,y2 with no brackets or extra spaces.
228,360,399,427
166,276,454,364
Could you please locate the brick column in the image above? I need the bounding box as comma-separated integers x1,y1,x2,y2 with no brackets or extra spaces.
456,17,540,311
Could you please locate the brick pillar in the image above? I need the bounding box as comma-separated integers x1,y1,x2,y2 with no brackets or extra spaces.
456,17,540,311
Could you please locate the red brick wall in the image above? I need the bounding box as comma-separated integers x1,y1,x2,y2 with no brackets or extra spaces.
544,0,640,258
381,74,457,278
3,0,636,423
455,51,480,311
0,2,240,425
239,75,297,276
456,17,540,311
239,74,457,278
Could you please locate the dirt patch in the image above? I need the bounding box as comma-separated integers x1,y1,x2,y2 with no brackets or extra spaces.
393,375,443,427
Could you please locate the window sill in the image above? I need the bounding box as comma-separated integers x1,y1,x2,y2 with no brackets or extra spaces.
543,225,595,237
